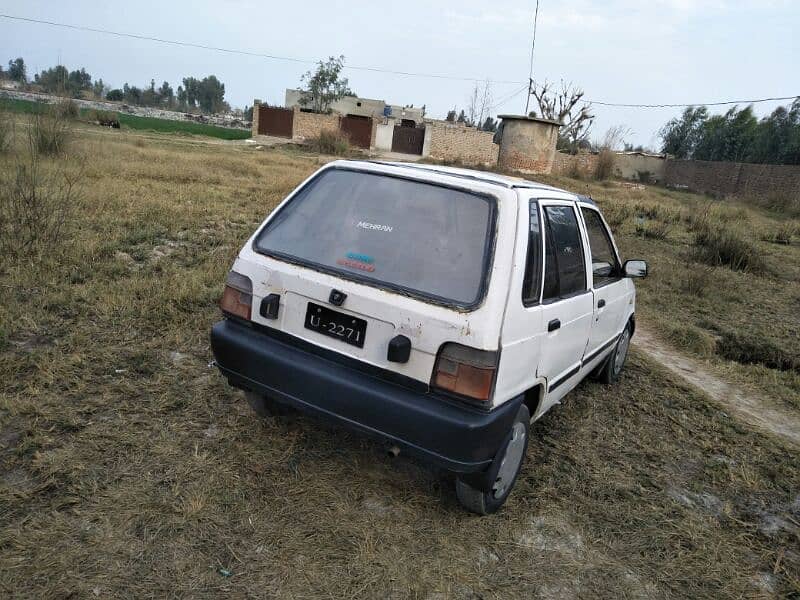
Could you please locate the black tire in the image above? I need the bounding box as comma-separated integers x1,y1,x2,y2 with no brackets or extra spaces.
455,404,530,515
244,391,294,417
596,322,632,384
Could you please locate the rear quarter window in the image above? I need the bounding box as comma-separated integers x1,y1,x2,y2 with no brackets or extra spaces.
253,168,496,307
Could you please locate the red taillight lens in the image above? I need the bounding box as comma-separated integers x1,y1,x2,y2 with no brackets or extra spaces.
219,271,252,320
432,343,498,402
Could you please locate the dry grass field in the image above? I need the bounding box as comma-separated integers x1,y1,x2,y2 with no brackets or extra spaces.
1,119,799,598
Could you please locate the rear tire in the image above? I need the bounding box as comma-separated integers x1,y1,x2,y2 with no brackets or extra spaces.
244,391,294,417
455,404,530,515
596,322,632,384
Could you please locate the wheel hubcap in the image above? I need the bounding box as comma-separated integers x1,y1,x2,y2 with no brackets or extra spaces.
614,328,630,374
492,422,527,499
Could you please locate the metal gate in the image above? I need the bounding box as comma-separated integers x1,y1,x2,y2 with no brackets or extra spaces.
340,115,373,149
258,106,294,138
391,125,425,155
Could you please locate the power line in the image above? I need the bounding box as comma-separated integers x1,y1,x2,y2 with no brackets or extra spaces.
524,0,540,115
587,96,799,108
0,14,522,85
1,13,796,110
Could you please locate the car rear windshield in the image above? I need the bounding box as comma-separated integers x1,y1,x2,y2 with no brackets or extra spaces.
254,168,495,307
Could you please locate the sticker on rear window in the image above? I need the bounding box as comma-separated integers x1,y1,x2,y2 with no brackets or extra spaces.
337,257,375,272
346,252,374,264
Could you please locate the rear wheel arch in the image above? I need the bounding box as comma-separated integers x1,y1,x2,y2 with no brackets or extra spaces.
523,383,544,421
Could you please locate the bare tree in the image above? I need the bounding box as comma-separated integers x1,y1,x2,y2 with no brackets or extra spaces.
467,80,493,129
531,80,594,149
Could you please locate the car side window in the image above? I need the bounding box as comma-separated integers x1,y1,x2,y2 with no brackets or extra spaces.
581,208,620,287
542,205,587,301
522,201,542,305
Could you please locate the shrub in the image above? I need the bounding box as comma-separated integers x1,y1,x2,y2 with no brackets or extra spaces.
601,202,632,230
680,268,713,297
567,159,584,180
715,329,797,372
664,324,717,358
55,99,79,120
0,110,12,153
692,224,764,272
760,222,794,245
752,192,800,218
593,148,615,180
87,109,120,128
0,149,80,261
307,129,351,155
635,219,671,240
29,105,72,156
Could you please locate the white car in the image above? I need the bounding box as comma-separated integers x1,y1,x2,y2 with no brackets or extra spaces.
211,160,647,514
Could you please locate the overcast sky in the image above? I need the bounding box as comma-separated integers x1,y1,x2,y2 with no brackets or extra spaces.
1,0,797,147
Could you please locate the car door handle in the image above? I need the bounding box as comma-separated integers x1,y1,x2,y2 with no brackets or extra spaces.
597,299,606,308
548,319,561,332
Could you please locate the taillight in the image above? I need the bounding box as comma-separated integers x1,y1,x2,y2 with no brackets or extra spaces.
220,271,252,320
432,343,498,403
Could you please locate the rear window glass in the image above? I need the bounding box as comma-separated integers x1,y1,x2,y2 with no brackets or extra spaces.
254,169,495,306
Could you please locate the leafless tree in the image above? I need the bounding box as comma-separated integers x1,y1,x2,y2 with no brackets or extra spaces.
530,80,594,148
467,80,493,129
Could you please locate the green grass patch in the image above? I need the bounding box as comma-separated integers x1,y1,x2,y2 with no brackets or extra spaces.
115,113,250,140
0,97,250,140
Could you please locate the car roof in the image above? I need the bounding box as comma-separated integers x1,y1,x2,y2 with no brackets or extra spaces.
330,160,597,206
329,160,596,205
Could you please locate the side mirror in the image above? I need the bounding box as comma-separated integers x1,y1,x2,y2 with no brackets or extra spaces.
623,259,648,278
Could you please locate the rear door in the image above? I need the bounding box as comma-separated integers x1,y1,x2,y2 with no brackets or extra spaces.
232,164,517,390
536,201,594,394
579,205,628,361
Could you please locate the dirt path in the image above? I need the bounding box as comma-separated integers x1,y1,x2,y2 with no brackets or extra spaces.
633,327,800,448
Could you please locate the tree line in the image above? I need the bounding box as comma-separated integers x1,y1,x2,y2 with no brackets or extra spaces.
660,100,800,165
1,56,233,115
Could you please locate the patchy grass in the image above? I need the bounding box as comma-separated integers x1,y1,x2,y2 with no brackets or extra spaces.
534,175,800,412
1,131,799,598
0,97,250,140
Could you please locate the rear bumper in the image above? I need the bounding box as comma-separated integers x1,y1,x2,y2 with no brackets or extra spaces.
210,319,522,474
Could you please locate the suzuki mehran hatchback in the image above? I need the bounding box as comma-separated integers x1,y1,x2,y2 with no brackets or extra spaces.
211,160,647,514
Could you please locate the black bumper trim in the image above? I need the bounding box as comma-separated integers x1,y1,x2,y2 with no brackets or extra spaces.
210,319,523,474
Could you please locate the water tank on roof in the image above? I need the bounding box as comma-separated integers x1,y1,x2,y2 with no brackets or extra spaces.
383,105,392,117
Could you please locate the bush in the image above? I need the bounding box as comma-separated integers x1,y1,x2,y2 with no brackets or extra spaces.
87,109,120,128
664,324,717,358
601,201,632,230
307,129,351,155
635,219,671,240
0,110,12,153
715,329,797,372
680,268,713,297
752,192,800,218
0,149,80,261
55,99,79,120
29,105,72,156
760,222,794,245
593,148,615,180
692,224,764,272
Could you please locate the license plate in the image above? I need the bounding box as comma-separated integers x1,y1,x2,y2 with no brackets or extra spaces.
304,302,367,348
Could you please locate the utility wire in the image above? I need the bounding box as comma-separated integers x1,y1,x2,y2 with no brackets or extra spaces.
0,14,522,85
1,14,797,109
524,0,540,115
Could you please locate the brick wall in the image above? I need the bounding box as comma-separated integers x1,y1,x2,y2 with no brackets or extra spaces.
292,108,340,141
552,151,599,178
426,121,498,166
664,159,800,203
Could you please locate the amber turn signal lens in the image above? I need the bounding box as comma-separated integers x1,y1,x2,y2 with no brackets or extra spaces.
432,344,498,402
219,271,252,320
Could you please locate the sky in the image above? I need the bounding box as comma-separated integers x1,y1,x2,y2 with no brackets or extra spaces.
1,0,798,147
